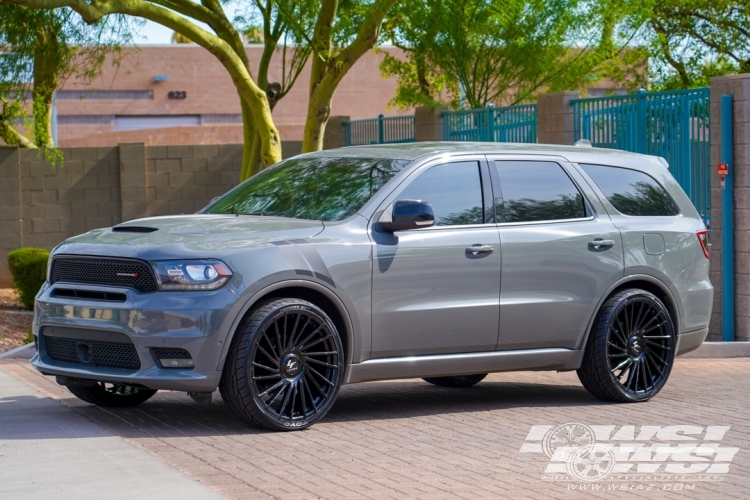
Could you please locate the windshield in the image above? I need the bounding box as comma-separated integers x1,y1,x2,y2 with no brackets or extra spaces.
205,156,409,221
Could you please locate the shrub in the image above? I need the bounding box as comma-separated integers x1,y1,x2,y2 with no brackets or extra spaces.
7,247,49,311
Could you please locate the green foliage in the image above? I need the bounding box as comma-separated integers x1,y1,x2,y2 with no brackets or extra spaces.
0,6,136,151
7,248,50,311
380,0,623,109
25,331,35,345
623,0,750,90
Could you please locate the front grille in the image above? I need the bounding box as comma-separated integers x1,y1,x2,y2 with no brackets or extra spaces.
44,335,141,371
52,289,127,302
51,256,158,293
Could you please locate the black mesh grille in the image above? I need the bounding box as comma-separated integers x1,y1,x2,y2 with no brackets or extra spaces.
44,335,141,370
151,348,191,359
51,257,158,293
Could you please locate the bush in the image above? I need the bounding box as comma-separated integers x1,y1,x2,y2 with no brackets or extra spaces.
7,247,49,311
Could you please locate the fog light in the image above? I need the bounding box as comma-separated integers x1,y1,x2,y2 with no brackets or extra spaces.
151,348,194,369
160,358,194,368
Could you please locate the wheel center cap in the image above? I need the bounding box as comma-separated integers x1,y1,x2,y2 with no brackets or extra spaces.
281,353,302,377
628,336,643,356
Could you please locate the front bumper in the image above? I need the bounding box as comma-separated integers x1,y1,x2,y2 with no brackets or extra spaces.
31,282,239,392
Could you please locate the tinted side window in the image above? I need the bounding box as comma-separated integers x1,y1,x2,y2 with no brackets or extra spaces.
580,164,679,216
398,162,484,226
494,161,586,223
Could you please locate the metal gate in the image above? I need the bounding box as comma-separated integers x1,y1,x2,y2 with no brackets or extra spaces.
442,104,537,143
343,115,415,146
572,88,711,226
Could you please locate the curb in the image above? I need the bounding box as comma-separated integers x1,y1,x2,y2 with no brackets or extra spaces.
0,343,35,359
680,341,750,359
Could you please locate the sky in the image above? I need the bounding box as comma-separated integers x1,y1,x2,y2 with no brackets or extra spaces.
132,21,175,44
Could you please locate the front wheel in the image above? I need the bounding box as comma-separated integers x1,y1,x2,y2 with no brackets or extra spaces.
577,289,675,402
220,298,344,431
66,382,157,407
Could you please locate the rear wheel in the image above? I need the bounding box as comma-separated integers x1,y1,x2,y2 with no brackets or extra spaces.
577,289,675,402
220,298,344,431
66,382,157,407
423,374,487,388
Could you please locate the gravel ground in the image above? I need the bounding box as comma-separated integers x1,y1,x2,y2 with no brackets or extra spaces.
0,289,33,354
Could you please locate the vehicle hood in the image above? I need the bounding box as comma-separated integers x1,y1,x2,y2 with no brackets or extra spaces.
53,214,325,260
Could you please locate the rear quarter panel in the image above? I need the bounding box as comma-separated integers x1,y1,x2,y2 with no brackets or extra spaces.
569,157,712,336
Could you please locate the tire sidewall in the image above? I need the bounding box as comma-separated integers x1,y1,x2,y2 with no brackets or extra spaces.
245,300,344,431
600,290,675,402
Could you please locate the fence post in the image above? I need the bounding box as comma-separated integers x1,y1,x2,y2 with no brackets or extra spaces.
378,114,384,144
343,120,351,147
537,91,579,145
721,95,735,341
415,106,446,142
709,74,750,342
487,104,494,142
323,116,350,150
637,88,647,154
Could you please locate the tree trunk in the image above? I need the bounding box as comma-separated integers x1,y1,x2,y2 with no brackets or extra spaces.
32,26,58,148
239,99,256,181
300,0,397,153
302,89,331,152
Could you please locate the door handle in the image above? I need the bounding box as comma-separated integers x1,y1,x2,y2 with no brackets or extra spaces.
588,239,615,249
466,244,495,255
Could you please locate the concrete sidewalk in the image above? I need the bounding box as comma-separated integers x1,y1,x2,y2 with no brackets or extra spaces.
0,368,226,500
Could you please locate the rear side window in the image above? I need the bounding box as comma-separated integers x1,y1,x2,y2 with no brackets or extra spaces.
580,164,679,216
493,161,586,223
397,161,484,226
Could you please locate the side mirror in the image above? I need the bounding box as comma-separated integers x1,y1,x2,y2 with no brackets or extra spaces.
379,200,435,232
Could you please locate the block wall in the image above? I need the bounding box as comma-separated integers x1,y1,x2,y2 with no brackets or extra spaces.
0,142,300,287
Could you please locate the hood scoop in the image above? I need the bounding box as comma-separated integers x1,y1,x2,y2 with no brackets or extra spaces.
112,226,159,233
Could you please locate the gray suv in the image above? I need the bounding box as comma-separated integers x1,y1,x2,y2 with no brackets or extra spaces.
32,143,713,430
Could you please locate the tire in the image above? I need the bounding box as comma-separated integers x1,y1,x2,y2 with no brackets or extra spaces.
219,298,344,431
66,382,157,408
423,374,487,388
577,289,676,403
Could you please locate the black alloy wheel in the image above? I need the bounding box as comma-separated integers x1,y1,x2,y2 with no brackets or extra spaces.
578,289,675,402
220,298,344,431
423,373,487,388
66,382,157,407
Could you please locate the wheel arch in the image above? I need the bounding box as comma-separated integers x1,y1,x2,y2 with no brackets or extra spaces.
579,275,681,352
217,280,355,376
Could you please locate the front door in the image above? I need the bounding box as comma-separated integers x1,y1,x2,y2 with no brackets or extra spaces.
370,160,501,358
490,159,624,350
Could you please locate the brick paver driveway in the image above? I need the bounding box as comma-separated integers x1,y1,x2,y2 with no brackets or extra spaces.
2,357,749,499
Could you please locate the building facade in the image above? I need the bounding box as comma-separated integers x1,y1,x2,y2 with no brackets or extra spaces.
51,45,410,147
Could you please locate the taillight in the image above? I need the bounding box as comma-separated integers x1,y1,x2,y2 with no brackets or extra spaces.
697,229,709,259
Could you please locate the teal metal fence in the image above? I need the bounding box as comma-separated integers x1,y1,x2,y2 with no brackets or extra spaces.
343,114,415,146
572,88,711,226
442,104,537,143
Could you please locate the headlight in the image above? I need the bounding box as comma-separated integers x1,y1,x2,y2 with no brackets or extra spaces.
151,260,232,291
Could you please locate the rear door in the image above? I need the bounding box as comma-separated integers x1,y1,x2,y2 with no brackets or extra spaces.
489,157,624,350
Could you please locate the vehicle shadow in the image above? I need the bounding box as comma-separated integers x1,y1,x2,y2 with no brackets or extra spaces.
40,378,612,438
